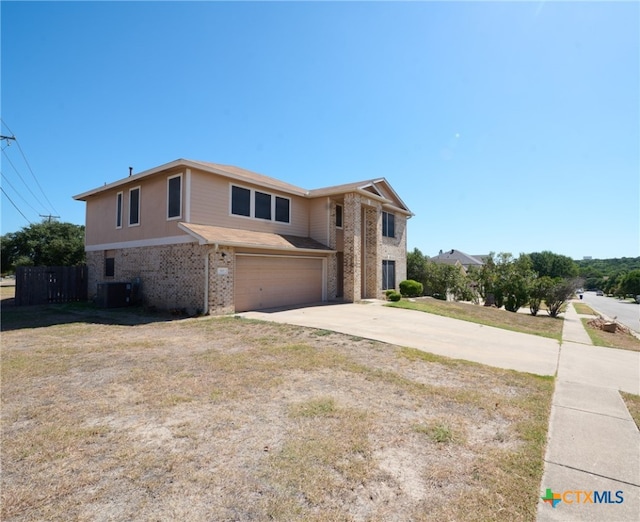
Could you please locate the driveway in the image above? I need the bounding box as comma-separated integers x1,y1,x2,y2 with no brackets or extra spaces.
241,301,560,376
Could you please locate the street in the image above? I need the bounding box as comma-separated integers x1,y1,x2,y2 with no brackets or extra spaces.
580,290,640,333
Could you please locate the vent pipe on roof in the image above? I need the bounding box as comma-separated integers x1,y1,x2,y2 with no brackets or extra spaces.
129,167,133,177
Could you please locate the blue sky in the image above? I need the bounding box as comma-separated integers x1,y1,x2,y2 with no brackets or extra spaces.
2,1,638,260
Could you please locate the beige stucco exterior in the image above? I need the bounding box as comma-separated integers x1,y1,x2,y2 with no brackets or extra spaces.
75,159,412,314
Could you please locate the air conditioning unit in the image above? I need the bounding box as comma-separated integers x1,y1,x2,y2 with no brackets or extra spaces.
96,282,132,308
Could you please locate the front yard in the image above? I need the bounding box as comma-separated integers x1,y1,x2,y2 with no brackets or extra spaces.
388,298,564,341
1,305,553,521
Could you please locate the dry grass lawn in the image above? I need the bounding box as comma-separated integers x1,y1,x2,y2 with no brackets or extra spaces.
1,304,553,521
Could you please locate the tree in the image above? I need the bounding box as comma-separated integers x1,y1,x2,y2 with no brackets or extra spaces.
407,248,429,288
529,276,554,316
423,260,468,301
529,251,578,279
620,270,640,297
502,254,535,312
543,278,578,318
1,221,85,272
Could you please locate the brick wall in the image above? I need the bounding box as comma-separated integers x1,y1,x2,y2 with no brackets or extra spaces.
364,205,381,298
207,246,235,315
86,242,206,314
327,201,338,300
381,213,408,289
343,193,362,301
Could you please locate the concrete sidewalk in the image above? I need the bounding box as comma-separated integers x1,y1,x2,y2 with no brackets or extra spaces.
537,301,640,521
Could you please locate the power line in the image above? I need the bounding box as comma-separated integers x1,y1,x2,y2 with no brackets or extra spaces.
1,147,50,214
1,186,32,225
14,137,59,216
1,118,59,216
0,171,41,216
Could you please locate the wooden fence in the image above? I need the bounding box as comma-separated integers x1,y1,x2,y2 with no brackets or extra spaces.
15,265,88,306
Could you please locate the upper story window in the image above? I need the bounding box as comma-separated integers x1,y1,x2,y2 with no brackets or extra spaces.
230,184,290,223
255,191,272,220
167,174,182,219
116,192,123,228
231,186,251,217
129,187,140,226
275,196,290,223
336,204,343,228
382,211,395,238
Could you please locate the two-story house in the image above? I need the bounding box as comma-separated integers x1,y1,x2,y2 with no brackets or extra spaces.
73,159,412,314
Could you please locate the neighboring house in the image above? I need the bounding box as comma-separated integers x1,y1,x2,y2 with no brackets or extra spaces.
431,249,485,272
73,159,412,314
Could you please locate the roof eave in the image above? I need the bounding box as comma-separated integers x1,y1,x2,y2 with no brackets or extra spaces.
177,223,336,254
73,158,308,201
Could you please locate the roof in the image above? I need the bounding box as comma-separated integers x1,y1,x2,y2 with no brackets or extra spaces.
178,223,335,253
431,249,485,267
433,258,463,266
73,159,412,215
308,178,412,215
73,159,308,200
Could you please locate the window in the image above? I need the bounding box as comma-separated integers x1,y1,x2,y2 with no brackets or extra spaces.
382,260,396,290
167,175,182,219
230,184,291,224
129,187,140,226
231,186,251,217
105,258,115,277
336,204,343,228
116,192,123,228
382,211,395,238
275,196,290,223
255,191,272,220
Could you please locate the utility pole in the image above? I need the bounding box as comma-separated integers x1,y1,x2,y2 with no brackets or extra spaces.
39,214,60,223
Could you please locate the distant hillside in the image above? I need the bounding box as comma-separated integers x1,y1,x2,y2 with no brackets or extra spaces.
575,257,640,276
575,256,640,291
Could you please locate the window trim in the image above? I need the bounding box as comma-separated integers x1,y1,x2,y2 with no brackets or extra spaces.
116,191,123,229
167,173,183,220
382,211,395,238
335,204,343,228
275,196,290,224
229,183,291,224
230,184,252,218
382,259,396,290
254,190,272,221
128,186,141,227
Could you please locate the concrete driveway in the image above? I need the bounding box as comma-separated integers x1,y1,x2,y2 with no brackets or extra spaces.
241,301,560,376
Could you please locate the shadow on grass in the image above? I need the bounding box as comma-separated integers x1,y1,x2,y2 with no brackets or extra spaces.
0,300,187,332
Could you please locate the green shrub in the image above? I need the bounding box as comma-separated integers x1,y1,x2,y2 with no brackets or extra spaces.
385,289,396,298
399,279,423,297
387,291,402,302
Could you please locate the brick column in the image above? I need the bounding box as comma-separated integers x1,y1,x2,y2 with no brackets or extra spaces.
208,246,235,315
343,193,362,302
364,204,382,298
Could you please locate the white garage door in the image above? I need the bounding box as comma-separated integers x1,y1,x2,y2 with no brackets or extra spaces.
235,255,324,312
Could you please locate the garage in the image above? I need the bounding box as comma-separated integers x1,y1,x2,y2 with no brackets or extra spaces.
235,254,325,312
